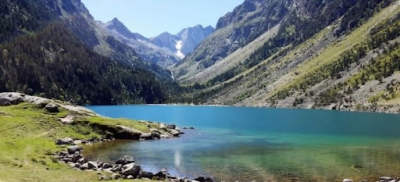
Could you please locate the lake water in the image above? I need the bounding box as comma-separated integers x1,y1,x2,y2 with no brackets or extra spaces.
84,105,400,181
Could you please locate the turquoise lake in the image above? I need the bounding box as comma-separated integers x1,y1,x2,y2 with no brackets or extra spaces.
85,105,400,181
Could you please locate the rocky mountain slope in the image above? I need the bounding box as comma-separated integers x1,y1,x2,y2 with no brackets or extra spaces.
174,0,400,112
150,25,215,59
0,0,169,104
172,0,290,81
100,19,214,67
99,18,181,68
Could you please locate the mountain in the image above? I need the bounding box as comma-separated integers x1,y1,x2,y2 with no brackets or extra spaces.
99,18,180,68
0,0,169,105
150,25,215,59
172,0,400,111
172,0,290,81
100,19,214,67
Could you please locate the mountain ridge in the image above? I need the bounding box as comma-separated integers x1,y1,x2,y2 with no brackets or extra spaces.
172,0,400,112
100,18,214,67
0,0,169,104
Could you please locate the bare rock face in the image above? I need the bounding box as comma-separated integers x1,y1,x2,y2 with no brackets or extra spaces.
45,102,59,113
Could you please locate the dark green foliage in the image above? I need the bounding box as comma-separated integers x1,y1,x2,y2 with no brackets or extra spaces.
0,0,175,105
314,17,400,106
0,22,167,105
0,0,59,43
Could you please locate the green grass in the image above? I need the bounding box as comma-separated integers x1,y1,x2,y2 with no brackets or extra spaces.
0,103,159,182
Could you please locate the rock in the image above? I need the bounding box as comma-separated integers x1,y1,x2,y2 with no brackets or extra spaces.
88,161,98,170
111,173,121,180
77,157,88,165
159,123,167,129
45,102,59,112
189,127,195,129
169,129,181,137
0,93,23,105
140,133,153,140
56,137,74,145
342,179,353,182
154,168,169,179
380,177,393,181
127,175,134,179
101,163,113,169
151,132,161,139
62,157,72,163
59,115,75,124
167,124,176,129
116,155,134,165
140,171,154,179
71,153,83,163
111,164,122,173
160,134,172,139
192,177,212,182
67,145,82,154
79,163,89,170
115,125,143,134
194,177,205,182
68,162,76,168
121,163,141,177
0,98,11,106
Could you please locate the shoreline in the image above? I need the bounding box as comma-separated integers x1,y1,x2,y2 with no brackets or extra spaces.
0,92,399,181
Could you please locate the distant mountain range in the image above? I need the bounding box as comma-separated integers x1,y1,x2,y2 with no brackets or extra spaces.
99,18,214,67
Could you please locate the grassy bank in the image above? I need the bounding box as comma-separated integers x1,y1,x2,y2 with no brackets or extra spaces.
0,101,156,182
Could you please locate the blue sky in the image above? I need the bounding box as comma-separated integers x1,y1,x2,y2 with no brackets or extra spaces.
81,0,244,38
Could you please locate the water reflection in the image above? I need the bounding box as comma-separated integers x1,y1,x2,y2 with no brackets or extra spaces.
84,105,400,181
174,149,181,168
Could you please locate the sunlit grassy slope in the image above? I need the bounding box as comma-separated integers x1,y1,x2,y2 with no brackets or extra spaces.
0,102,156,182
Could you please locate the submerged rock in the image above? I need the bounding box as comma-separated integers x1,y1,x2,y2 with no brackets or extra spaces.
115,155,134,165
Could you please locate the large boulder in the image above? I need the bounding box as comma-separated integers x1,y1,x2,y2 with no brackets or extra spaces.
56,137,74,145
77,157,88,165
169,129,181,137
71,153,83,163
121,163,141,177
140,133,153,140
87,161,98,170
79,163,89,170
0,93,23,105
0,98,11,106
45,102,59,113
59,115,75,124
67,145,83,154
101,163,113,169
166,124,176,129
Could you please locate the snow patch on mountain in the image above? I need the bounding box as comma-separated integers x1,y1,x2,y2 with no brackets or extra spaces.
175,40,185,59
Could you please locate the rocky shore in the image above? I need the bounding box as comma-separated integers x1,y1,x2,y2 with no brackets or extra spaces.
54,137,213,182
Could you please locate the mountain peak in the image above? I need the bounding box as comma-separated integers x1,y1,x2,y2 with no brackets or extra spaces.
105,18,136,40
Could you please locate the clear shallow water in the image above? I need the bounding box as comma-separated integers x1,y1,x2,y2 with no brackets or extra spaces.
84,105,400,181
